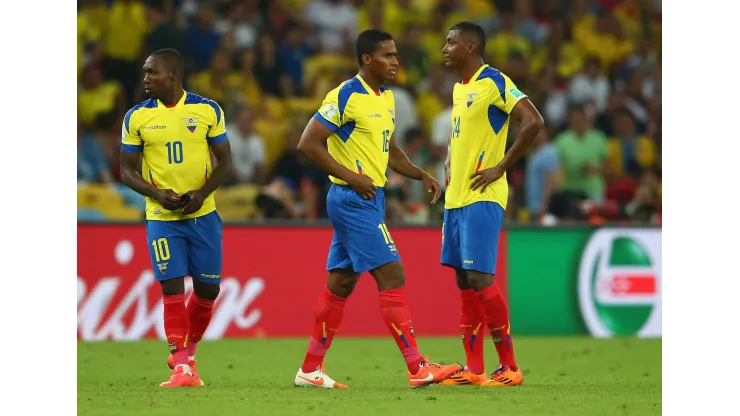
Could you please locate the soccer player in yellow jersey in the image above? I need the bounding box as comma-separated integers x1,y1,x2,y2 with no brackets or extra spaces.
438,22,545,387
293,30,461,389
119,49,235,388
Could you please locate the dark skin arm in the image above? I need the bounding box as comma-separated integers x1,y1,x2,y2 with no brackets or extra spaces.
470,98,545,191
181,139,235,215
297,117,377,199
120,151,182,210
388,135,441,204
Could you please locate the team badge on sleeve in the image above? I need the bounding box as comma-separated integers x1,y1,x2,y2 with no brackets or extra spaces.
508,88,524,99
320,103,338,119
183,117,199,133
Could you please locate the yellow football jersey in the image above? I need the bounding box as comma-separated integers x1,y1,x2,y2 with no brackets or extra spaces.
313,75,395,187
445,65,528,210
121,92,227,221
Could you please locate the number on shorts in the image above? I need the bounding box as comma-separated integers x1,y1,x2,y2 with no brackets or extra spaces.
151,238,171,262
378,223,394,244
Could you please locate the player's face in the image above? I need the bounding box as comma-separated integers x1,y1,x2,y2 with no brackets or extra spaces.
367,40,398,82
442,30,472,68
142,56,174,99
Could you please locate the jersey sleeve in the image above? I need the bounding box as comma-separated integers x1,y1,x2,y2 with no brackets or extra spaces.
313,88,342,133
121,108,143,152
490,73,529,115
207,101,228,145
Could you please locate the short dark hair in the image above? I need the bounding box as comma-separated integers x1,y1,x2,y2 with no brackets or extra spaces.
356,29,393,66
449,21,486,57
150,48,185,76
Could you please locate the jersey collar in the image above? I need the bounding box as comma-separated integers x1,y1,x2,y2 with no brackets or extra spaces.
159,90,188,108
356,75,383,96
461,64,489,85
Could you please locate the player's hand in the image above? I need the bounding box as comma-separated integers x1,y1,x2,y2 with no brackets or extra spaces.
348,173,377,199
156,189,182,210
181,190,206,215
470,165,506,192
421,173,442,204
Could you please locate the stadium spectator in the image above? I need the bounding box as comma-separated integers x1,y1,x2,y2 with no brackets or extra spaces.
77,0,662,225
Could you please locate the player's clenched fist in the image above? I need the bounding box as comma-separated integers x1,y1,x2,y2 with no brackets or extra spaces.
155,189,183,210
348,173,377,199
181,190,206,215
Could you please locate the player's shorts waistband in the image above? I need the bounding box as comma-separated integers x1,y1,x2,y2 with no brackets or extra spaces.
331,183,385,190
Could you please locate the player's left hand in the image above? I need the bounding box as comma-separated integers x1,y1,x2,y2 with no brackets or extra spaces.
181,190,206,215
469,165,506,192
421,173,442,204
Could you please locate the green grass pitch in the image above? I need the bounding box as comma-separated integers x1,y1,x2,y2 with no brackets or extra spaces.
78,336,661,415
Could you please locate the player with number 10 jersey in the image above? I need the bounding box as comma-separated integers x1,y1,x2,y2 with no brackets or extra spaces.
120,48,235,388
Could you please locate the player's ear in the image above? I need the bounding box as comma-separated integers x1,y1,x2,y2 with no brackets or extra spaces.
362,53,372,66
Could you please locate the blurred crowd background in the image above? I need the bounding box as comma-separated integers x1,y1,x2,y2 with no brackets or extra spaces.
77,0,662,226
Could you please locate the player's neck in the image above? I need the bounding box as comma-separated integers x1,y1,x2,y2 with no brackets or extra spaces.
159,88,185,107
357,70,383,94
457,59,485,83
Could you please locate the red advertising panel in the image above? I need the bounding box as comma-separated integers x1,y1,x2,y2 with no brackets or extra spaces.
77,225,507,340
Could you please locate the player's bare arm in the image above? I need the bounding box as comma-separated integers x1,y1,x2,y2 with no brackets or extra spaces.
297,117,377,199
470,99,545,191
388,135,441,204
181,140,235,215
120,151,182,210
444,134,451,185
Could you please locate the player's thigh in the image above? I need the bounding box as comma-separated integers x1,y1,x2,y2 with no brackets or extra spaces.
459,202,505,275
327,185,400,273
440,208,463,270
185,211,223,285
326,232,353,272
146,220,188,281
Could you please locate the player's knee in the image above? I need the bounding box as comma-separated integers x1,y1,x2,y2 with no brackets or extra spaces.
467,271,494,292
327,269,359,298
160,278,186,296
192,279,220,300
455,269,471,290
371,263,406,291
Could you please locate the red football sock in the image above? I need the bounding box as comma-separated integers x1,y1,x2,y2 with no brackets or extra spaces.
379,288,422,373
187,294,215,359
301,286,347,373
478,283,517,370
460,289,486,374
163,294,189,367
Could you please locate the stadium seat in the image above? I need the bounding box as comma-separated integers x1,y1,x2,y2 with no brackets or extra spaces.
77,184,124,210
101,204,144,221
77,208,106,222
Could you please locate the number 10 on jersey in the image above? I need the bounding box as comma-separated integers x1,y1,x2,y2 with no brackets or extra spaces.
166,141,184,164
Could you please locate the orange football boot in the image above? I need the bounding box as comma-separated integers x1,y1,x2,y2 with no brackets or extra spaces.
407,357,462,388
439,366,487,385
479,364,524,386
160,365,196,387
168,355,204,386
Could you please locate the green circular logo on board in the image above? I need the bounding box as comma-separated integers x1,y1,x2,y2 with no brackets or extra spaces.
578,229,662,338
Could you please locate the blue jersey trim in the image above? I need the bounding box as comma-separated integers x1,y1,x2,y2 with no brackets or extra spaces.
207,133,228,145
121,144,143,152
123,99,157,134
337,78,368,120
184,92,222,126
487,105,508,134
313,113,340,133
476,67,507,104
335,120,356,143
